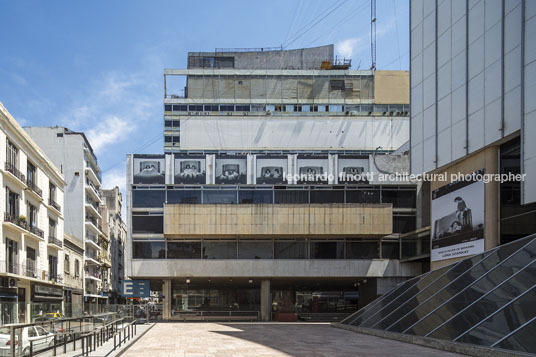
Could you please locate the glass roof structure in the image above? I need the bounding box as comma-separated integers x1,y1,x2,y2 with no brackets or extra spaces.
341,234,536,354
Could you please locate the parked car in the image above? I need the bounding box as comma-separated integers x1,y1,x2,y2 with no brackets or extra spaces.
0,326,55,356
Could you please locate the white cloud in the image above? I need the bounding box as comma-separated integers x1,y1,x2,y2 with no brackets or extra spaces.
336,38,361,59
102,168,126,193
86,116,135,153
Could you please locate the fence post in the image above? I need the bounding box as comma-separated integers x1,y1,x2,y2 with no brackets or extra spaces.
53,334,57,356
30,339,33,357
9,326,14,357
81,335,84,356
94,331,96,350
73,332,76,350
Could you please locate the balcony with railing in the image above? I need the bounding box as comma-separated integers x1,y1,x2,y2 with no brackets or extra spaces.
48,235,63,248
26,180,43,198
85,269,101,281
4,213,44,239
85,233,100,249
4,161,26,184
46,272,63,283
85,178,102,202
48,198,61,213
85,250,101,265
85,197,101,218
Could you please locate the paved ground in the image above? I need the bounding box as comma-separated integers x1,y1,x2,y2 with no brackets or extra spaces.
122,322,465,357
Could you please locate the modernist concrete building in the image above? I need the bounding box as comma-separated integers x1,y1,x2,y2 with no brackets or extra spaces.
24,127,108,308
0,102,66,324
163,45,410,153
127,46,426,322
410,0,536,269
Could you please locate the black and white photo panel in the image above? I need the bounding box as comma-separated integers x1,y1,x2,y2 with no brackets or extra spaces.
133,155,166,184
215,155,247,184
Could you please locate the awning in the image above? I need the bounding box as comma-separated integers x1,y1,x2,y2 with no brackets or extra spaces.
0,293,17,299
32,295,64,302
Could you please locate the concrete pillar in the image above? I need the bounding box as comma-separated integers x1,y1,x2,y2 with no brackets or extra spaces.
358,278,378,309
260,279,271,322
162,279,172,321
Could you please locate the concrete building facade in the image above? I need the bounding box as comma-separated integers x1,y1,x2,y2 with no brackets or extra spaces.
127,45,425,322
0,102,66,324
62,233,84,317
410,0,536,269
24,127,109,309
101,187,126,304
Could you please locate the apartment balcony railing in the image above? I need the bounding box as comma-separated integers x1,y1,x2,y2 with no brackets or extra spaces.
28,225,44,239
85,270,101,279
4,162,26,183
4,212,28,230
85,198,100,214
48,236,63,247
85,178,102,200
24,263,37,278
26,180,43,197
46,272,63,283
49,198,61,212
86,234,100,246
85,215,99,227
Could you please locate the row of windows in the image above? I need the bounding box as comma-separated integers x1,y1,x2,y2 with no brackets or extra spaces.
164,104,410,114
131,187,417,209
132,239,401,260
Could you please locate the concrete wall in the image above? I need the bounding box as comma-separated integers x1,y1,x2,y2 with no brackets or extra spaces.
429,146,499,270
410,0,535,205
179,116,409,151
374,70,410,104
164,203,392,238
188,45,334,70
129,259,422,279
25,127,86,246
186,75,374,102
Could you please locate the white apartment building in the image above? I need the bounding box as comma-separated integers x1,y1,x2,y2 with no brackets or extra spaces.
25,126,107,310
0,102,66,324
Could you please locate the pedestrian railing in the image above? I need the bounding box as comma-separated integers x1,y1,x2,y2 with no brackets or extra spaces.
171,310,259,322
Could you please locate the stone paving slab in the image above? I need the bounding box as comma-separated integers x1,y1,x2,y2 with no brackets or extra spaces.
122,322,466,357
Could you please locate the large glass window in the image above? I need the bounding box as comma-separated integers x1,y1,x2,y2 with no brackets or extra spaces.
238,241,273,259
274,190,309,204
167,190,202,204
393,215,416,234
381,242,400,259
132,190,165,208
500,137,536,244
274,241,307,259
346,242,379,259
202,190,237,204
132,215,163,234
382,189,416,208
132,241,166,259
310,242,344,259
310,190,344,203
238,190,273,204
202,241,237,259
167,242,201,259
346,189,380,203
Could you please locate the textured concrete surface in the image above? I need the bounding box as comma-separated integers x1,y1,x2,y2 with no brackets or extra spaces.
122,322,465,357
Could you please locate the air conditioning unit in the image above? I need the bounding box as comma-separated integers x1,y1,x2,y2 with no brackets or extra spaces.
9,278,17,288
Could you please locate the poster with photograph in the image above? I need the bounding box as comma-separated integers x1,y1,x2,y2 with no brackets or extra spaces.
256,156,287,184
338,156,369,183
133,155,165,184
215,155,247,184
174,155,206,184
297,156,328,184
431,170,485,262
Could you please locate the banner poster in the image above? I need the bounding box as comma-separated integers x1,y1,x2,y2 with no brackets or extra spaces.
431,169,485,262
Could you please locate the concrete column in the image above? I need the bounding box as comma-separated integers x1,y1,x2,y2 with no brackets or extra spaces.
165,154,174,184
260,279,271,322
162,279,172,321
358,278,378,309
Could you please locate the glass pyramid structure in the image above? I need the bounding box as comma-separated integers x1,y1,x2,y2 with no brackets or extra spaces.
341,233,536,354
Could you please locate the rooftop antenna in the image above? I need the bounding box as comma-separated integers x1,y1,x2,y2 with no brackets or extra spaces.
371,0,377,71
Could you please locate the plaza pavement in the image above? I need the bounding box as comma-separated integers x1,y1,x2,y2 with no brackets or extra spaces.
122,322,466,357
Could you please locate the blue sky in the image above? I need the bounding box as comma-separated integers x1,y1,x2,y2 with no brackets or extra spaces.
0,0,409,194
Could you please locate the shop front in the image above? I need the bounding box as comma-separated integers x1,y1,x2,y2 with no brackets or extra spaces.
31,283,63,321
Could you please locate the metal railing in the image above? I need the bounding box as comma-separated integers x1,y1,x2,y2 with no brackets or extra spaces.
28,225,44,239
4,311,136,357
4,212,28,230
48,236,63,247
4,161,26,183
86,234,100,246
49,198,61,212
26,180,43,197
171,310,260,322
85,179,101,200
46,272,63,283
